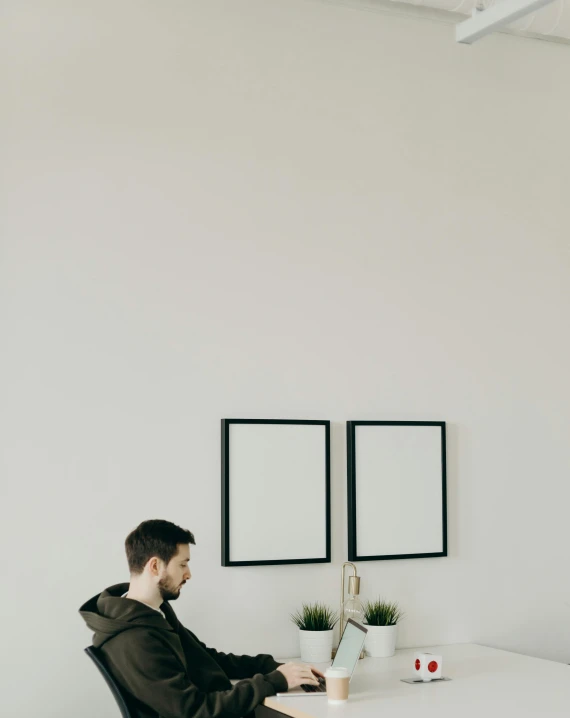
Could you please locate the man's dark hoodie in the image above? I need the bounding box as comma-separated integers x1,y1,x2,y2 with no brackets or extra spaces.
80,583,288,718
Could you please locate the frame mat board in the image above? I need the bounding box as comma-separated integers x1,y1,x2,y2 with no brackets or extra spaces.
347,421,447,561
221,419,331,566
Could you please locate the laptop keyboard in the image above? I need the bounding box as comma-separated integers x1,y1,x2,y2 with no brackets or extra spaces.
301,677,326,693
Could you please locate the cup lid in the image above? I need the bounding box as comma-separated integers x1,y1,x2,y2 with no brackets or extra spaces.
325,666,350,679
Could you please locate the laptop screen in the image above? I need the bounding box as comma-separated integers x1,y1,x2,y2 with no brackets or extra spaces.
331,619,368,678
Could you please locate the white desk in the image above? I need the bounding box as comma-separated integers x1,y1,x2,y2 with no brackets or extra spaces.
263,644,570,718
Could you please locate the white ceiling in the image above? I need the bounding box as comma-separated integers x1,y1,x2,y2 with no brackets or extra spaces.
322,0,570,42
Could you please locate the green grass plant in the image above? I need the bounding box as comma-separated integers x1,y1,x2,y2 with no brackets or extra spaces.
291,602,338,631
363,599,403,626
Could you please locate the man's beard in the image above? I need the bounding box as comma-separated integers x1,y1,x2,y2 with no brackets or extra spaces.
158,576,185,601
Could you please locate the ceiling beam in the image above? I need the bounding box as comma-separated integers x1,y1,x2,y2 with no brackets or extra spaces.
456,0,558,43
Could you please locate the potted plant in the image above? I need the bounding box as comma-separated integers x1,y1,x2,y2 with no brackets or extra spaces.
362,599,403,658
291,602,338,663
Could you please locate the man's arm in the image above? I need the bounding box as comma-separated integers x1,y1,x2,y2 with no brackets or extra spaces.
184,626,282,679
106,631,288,718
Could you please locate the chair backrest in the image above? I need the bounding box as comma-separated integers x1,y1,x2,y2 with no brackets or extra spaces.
84,646,136,718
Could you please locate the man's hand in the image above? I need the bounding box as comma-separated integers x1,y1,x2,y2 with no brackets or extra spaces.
276,663,321,689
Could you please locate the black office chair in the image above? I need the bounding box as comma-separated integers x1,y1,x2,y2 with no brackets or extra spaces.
84,646,137,718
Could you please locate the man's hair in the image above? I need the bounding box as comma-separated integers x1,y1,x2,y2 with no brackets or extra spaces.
125,519,196,574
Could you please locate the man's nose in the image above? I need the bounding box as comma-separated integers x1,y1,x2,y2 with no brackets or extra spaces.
185,568,191,580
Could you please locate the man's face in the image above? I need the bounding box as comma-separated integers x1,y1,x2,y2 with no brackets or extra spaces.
157,544,191,601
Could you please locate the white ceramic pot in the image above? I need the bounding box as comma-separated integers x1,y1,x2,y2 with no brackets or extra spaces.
364,624,398,658
299,629,334,663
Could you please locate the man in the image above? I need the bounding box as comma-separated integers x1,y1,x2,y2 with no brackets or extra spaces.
80,519,322,718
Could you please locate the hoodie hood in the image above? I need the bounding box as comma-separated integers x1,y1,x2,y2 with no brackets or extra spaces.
80,582,175,648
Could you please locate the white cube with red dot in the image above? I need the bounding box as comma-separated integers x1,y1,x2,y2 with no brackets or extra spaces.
414,653,442,681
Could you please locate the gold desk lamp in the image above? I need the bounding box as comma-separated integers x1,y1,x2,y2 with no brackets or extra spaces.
332,562,365,659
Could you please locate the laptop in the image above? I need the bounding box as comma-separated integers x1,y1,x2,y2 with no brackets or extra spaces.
276,619,368,697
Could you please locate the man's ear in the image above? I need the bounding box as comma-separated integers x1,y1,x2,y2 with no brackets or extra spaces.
147,557,160,576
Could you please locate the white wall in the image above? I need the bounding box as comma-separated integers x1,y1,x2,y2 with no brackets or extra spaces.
1,1,569,716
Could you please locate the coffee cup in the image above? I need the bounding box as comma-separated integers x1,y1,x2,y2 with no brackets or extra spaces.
325,666,350,703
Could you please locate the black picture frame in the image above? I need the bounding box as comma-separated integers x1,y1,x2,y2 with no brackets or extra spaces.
221,418,331,567
347,421,447,562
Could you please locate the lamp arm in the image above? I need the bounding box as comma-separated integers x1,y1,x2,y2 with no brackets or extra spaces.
339,562,357,638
